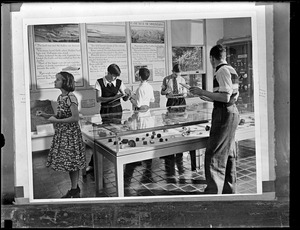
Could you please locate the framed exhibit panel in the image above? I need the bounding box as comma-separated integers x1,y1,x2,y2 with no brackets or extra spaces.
130,21,167,83
170,19,206,97
10,2,275,204
86,22,129,85
172,46,204,74
171,19,205,75
29,24,84,90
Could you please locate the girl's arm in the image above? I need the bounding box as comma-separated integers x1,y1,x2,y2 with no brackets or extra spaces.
48,103,79,123
36,110,56,119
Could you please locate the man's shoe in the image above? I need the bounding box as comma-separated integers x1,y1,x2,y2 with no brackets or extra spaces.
178,174,185,180
166,175,177,184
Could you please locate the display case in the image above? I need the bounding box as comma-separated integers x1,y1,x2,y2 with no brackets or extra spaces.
80,103,255,197
90,105,211,153
222,38,254,113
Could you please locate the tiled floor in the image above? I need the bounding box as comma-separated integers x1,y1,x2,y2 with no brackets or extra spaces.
33,139,256,199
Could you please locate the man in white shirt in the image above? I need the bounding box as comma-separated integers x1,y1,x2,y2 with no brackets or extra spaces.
160,64,191,181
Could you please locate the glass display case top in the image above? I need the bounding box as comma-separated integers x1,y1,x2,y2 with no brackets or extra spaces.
81,103,213,138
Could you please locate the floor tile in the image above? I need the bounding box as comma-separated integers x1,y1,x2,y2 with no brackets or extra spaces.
32,139,257,198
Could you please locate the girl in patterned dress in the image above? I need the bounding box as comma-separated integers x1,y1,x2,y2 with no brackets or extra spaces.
36,71,86,198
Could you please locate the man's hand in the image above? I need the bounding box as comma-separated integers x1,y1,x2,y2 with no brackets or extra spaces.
189,86,204,96
229,91,240,104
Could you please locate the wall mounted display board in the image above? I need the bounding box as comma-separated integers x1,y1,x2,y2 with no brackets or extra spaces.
86,22,129,86
172,46,204,74
170,20,205,95
33,24,83,89
130,21,166,82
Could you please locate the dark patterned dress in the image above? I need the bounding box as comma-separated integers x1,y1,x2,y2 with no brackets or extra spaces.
46,92,86,172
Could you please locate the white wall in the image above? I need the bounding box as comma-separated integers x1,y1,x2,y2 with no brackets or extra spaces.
205,19,224,91
223,17,252,39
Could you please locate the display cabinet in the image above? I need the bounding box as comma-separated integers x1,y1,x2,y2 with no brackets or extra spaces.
222,37,254,113
80,103,255,197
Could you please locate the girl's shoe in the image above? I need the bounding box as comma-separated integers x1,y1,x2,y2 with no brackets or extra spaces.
86,166,94,173
61,185,81,198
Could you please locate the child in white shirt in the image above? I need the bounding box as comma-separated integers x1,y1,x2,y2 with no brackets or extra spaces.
124,67,155,185
129,67,155,112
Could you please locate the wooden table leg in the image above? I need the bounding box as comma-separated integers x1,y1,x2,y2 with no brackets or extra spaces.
115,161,124,197
82,144,88,177
94,146,103,194
190,150,196,171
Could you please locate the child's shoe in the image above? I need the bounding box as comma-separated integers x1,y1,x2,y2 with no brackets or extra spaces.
61,185,81,198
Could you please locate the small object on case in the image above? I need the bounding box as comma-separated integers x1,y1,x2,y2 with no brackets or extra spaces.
159,138,164,142
151,135,155,139
143,141,148,145
152,131,156,135
205,125,210,131
113,141,117,145
165,138,168,142
136,137,140,142
98,131,106,137
146,133,149,137
239,119,245,125
108,138,112,142
121,139,129,144
128,140,136,147
150,140,155,144
157,133,161,138
179,82,191,89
